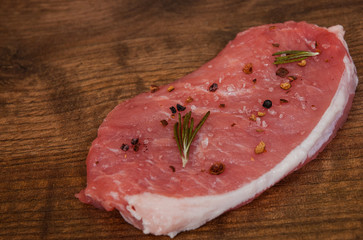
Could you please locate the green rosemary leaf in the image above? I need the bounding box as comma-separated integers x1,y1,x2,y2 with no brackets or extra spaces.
177,114,183,154
178,113,182,141
188,117,194,142
184,113,189,150
174,111,210,168
274,57,308,65
273,50,319,64
189,111,210,147
174,122,182,156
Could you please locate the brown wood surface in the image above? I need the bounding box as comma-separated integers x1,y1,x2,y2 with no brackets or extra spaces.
1,0,362,239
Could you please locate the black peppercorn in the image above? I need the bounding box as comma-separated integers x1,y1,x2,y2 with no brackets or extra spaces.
209,83,218,92
263,100,272,109
121,144,129,151
176,104,186,112
133,144,139,152
169,106,177,114
131,138,139,145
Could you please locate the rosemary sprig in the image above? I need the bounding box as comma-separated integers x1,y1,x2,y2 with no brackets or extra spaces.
272,50,319,65
174,111,210,168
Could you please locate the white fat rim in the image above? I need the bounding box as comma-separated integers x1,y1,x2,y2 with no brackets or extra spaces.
122,27,358,238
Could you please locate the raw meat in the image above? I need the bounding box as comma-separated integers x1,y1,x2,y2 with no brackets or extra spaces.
76,21,358,237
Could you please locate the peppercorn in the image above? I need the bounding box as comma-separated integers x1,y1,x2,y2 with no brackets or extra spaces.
176,104,186,112
249,114,256,121
167,86,175,92
160,119,168,126
263,100,272,109
243,63,253,74
150,85,159,93
209,83,218,92
133,144,139,152
169,106,177,114
209,162,225,175
131,138,139,145
298,59,307,67
280,82,291,90
288,75,297,81
186,96,193,103
121,144,129,151
255,141,266,154
276,67,289,78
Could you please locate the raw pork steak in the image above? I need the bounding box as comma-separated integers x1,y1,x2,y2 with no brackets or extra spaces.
77,21,358,237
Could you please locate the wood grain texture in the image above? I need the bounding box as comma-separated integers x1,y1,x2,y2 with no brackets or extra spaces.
0,0,362,239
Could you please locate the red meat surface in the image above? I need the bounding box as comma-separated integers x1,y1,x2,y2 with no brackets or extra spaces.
76,21,358,237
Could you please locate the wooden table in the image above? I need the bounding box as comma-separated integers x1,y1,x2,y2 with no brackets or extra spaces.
1,0,362,239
